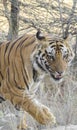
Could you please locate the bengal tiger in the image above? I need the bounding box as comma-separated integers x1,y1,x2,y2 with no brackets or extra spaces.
0,30,75,129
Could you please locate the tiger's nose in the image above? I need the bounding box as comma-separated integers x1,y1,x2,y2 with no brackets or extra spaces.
56,71,64,76
57,71,63,74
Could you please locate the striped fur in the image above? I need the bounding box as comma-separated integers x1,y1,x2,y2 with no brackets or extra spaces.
0,31,74,128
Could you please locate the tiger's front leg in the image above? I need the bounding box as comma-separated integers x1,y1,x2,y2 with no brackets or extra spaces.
22,76,56,125
22,94,56,125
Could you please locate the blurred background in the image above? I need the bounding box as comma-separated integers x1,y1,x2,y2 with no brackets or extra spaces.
0,0,77,130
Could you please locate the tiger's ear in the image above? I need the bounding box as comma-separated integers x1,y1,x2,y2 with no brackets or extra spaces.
36,30,46,41
63,34,72,41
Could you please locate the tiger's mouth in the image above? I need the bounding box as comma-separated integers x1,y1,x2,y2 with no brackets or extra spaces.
51,73,63,81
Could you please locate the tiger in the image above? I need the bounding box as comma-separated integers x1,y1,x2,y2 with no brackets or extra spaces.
0,30,75,129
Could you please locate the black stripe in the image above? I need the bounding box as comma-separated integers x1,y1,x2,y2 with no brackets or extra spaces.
0,96,5,103
0,71,4,79
9,36,23,54
21,69,29,89
59,44,64,47
24,38,35,48
12,61,25,90
15,104,20,111
38,50,41,55
14,60,21,82
7,68,23,97
33,68,38,82
36,58,46,72
50,45,56,48
49,42,55,44
42,53,45,57
4,41,10,54
45,64,50,70
15,37,28,51
20,47,29,81
8,36,23,64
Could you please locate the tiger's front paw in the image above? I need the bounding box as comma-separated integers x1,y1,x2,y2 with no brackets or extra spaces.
17,123,27,130
36,105,56,125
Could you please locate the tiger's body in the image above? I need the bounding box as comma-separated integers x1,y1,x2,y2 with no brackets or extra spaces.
0,31,74,129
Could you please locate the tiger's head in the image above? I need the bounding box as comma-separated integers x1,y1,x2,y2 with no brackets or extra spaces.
34,30,75,82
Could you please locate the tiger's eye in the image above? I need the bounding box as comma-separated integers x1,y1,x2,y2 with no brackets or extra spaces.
48,55,54,60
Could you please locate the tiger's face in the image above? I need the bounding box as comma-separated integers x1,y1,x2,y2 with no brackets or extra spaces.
35,31,75,82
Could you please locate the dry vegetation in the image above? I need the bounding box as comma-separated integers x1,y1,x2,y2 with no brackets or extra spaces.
0,0,77,38
0,0,77,130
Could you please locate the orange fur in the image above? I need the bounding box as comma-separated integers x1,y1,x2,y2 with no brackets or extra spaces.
0,32,74,128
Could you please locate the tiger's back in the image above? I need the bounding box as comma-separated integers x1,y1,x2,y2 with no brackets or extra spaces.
0,34,35,84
